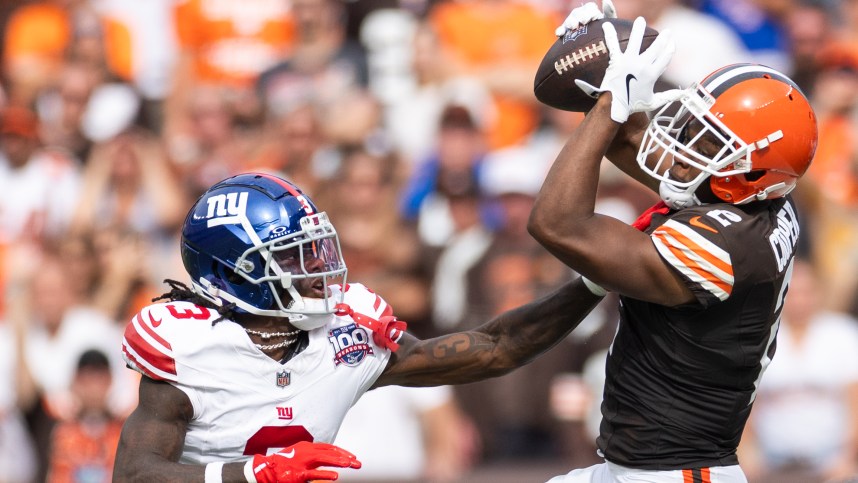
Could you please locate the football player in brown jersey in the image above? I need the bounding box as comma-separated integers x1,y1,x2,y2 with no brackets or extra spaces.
529,3,817,482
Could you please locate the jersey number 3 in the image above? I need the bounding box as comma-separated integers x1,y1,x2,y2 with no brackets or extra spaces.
166,304,211,320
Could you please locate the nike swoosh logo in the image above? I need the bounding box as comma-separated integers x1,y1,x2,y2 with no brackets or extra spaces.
148,311,162,327
281,449,296,458
689,216,718,234
625,74,637,104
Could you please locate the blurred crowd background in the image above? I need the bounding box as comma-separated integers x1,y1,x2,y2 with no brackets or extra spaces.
1,0,858,482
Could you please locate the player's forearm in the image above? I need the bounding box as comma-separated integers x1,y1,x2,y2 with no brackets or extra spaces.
425,279,601,383
113,455,248,482
528,96,618,265
476,278,601,370
533,101,611,209
377,279,601,387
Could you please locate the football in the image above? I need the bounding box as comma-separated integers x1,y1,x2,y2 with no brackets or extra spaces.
533,18,659,112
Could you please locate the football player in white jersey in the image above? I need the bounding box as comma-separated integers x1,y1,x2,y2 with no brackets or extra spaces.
113,173,606,483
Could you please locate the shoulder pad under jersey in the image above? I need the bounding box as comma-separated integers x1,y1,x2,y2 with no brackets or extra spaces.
121,302,219,382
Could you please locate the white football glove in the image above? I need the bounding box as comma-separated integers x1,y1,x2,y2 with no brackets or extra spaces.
574,17,679,123
555,0,617,37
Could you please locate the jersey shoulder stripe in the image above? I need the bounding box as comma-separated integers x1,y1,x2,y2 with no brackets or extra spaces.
652,218,734,301
121,307,179,382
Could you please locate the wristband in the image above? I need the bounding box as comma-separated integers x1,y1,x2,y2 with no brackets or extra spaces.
243,459,258,483
205,461,224,483
582,276,607,297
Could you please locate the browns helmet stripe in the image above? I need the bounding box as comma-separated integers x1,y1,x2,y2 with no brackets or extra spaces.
701,63,805,99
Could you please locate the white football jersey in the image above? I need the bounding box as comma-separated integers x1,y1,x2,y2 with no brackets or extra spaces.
121,283,394,464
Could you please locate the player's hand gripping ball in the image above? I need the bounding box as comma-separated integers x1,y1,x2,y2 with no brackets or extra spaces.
533,18,659,112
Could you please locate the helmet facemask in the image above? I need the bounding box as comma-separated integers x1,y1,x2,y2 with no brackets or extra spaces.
638,83,781,209
194,212,348,330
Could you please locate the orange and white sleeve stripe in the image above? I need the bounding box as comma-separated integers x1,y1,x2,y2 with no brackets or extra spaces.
651,219,734,301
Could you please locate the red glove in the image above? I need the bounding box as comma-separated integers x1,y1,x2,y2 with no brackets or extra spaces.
244,441,362,483
334,303,407,352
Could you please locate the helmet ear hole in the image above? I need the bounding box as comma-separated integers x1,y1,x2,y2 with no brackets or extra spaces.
226,269,245,285
744,170,765,182
210,261,245,286
220,261,245,285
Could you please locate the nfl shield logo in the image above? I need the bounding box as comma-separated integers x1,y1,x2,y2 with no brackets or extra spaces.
276,370,290,387
563,24,588,44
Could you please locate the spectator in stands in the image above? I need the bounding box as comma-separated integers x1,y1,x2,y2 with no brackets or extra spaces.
168,84,253,199
427,167,493,331
0,105,81,244
170,0,293,90
47,349,124,483
2,0,109,106
7,248,128,480
164,0,296,152
800,46,858,313
247,92,335,197
782,0,834,95
70,127,187,238
258,0,369,99
804,47,858,208
2,0,72,106
837,0,858,52
478,145,573,290
91,0,179,127
427,0,558,148
253,0,377,196
0,302,37,483
447,155,576,463
36,59,101,162
739,258,858,483
382,19,493,166
400,104,487,248
454,249,575,462
696,0,792,73
91,227,164,324
610,0,750,86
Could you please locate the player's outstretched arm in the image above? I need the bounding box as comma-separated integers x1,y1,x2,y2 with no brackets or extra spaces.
374,277,603,388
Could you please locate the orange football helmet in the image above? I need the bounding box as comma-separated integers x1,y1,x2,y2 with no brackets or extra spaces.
638,63,818,209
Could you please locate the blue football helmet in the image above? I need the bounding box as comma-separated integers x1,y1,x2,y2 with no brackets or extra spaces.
181,172,347,330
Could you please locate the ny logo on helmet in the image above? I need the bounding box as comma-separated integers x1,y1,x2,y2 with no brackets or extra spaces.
205,192,248,227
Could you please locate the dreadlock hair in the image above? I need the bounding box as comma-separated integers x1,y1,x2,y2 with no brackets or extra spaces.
153,279,237,326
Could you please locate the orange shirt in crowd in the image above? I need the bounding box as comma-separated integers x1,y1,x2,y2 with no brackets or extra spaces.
809,115,858,206
3,3,70,68
173,0,296,87
101,16,135,82
47,418,124,483
430,2,557,148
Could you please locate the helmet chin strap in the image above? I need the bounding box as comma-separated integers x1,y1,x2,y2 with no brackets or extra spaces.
192,277,334,330
283,286,334,330
659,179,704,210
287,311,333,331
